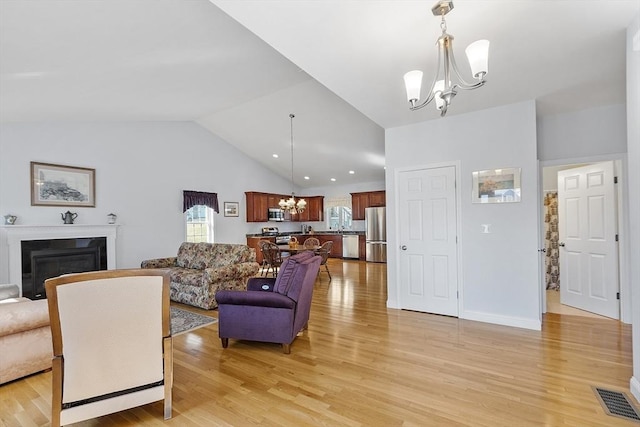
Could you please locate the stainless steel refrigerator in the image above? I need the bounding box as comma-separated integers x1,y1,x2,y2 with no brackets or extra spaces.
365,207,386,262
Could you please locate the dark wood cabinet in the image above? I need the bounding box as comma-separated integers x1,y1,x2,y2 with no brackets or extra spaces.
246,191,323,223
245,192,269,222
317,234,343,258
295,196,323,222
351,191,385,220
359,234,366,261
368,191,386,207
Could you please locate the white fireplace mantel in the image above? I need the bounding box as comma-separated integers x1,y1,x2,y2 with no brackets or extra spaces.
2,224,117,296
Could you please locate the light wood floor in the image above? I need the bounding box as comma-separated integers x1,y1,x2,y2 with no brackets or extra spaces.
1,260,635,426
545,289,610,319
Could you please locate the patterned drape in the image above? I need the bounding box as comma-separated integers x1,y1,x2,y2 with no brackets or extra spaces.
183,190,219,213
544,192,560,290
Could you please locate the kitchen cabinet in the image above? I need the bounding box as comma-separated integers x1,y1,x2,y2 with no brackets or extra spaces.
317,234,343,258
246,191,323,223
351,191,386,220
294,196,324,222
359,234,366,261
245,192,269,222
351,192,369,220
368,191,386,207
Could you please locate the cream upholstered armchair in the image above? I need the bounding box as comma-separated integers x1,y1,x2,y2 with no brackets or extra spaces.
45,269,172,427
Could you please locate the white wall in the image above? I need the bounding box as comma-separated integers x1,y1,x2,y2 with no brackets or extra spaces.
537,104,627,161
0,121,294,280
626,12,640,403
385,100,540,330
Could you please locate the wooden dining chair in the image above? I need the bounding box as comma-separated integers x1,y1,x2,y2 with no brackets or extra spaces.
257,240,273,274
261,241,284,277
303,237,320,248
316,241,333,280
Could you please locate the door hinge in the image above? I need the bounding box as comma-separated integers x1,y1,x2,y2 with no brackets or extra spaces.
614,176,618,184
457,291,459,299
617,292,620,300
615,234,619,242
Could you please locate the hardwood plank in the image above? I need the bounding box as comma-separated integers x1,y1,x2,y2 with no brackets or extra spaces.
0,259,634,426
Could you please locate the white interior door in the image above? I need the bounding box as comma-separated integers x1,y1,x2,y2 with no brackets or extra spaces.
398,166,458,316
558,161,619,318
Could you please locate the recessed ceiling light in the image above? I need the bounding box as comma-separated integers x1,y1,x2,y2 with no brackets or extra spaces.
272,154,278,158
349,170,355,174
330,178,336,182
304,176,310,180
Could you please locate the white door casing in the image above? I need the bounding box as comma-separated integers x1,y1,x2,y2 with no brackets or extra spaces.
398,166,459,316
558,161,619,319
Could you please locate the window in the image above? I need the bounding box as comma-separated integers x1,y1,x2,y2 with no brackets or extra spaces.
185,205,214,243
327,206,352,231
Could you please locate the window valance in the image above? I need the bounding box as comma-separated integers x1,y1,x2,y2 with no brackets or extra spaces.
183,190,219,213
324,196,352,210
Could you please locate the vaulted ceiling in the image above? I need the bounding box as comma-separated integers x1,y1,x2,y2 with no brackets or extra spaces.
1,1,638,188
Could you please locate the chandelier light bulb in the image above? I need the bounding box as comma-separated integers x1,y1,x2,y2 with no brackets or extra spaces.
465,39,490,79
404,70,424,104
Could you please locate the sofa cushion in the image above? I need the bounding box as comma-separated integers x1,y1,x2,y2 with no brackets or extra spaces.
0,298,50,337
176,242,213,269
169,267,204,288
207,244,249,269
176,242,253,270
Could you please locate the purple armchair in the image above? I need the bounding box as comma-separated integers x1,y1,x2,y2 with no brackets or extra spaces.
215,252,321,354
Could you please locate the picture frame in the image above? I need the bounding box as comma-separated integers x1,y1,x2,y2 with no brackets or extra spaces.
31,162,96,207
224,201,239,217
472,167,521,204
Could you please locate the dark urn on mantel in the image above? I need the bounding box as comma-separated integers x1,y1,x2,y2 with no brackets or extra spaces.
61,211,78,224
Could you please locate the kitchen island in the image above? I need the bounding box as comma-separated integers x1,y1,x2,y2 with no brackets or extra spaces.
246,231,365,262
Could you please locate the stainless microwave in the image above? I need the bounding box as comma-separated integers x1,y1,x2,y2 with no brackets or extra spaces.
268,208,285,222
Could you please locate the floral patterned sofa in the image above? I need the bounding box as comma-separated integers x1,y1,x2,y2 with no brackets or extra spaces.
141,242,260,309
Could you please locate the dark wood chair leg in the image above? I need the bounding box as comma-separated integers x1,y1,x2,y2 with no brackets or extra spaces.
282,343,291,354
221,338,228,348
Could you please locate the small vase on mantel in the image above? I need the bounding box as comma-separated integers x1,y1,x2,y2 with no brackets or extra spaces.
107,213,117,224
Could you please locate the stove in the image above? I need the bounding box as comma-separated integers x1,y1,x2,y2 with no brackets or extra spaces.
261,227,291,245
261,226,279,236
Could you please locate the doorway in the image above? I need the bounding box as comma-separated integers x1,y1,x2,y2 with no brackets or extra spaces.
541,161,622,320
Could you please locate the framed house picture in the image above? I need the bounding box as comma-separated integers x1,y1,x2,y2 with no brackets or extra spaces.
472,168,521,203
224,201,239,217
31,162,96,207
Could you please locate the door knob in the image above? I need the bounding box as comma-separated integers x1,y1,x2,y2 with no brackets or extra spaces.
559,242,565,247
401,245,407,250
538,248,546,253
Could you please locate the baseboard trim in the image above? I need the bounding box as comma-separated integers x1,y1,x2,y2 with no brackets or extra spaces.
461,310,541,331
631,376,640,404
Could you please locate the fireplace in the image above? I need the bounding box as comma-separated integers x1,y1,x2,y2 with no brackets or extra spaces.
2,225,117,298
21,237,107,299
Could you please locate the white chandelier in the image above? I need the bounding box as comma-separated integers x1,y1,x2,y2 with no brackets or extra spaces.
279,113,306,214
404,0,489,116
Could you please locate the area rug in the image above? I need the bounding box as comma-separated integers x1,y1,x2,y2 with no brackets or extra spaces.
170,306,217,336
